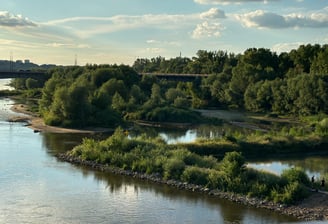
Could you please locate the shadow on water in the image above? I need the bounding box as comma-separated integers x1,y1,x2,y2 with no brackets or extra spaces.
41,132,109,155
76,164,298,223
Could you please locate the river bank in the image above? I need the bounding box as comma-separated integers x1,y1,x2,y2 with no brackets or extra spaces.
58,153,328,222
9,103,112,133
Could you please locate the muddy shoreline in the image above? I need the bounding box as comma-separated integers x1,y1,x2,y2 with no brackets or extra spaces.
58,153,328,221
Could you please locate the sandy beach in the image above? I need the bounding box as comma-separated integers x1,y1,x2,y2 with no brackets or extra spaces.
10,103,111,134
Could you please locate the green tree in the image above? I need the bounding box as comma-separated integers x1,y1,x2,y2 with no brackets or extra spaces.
228,48,278,108
25,78,40,89
112,92,126,112
220,151,245,178
144,83,164,108
290,44,321,73
310,45,328,75
271,79,288,114
165,88,185,103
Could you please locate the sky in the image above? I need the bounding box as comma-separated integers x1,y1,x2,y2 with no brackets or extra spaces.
0,0,327,66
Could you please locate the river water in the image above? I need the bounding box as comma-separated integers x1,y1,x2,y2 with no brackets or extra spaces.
0,80,323,224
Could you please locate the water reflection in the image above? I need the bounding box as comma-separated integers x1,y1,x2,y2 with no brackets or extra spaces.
248,155,328,177
129,123,253,144
41,132,108,155
0,79,14,90
69,164,297,224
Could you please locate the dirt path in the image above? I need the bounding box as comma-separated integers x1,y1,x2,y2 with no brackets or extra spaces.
286,191,328,220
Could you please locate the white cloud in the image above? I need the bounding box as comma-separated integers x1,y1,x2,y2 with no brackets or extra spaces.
44,9,228,40
45,42,90,49
192,21,222,39
194,0,277,5
46,14,197,38
200,8,226,19
146,48,164,54
236,10,328,29
146,40,159,44
0,11,36,27
147,39,181,46
0,38,39,49
271,42,304,53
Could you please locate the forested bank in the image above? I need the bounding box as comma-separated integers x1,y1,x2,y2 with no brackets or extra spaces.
134,44,328,115
6,44,328,129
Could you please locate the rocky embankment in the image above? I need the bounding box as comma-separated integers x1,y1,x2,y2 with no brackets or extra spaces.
58,153,327,221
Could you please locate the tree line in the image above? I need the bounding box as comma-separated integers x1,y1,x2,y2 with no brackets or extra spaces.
9,44,328,128
133,44,328,115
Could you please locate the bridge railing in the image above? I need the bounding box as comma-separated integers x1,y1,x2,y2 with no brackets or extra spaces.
0,71,46,79
140,73,209,77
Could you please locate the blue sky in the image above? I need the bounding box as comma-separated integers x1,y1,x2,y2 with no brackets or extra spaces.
0,0,327,65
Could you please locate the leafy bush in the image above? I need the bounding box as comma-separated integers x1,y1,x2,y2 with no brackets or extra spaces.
316,118,328,135
220,151,245,178
207,170,228,190
248,182,269,198
181,166,209,185
163,158,185,180
281,167,310,185
271,182,308,204
144,106,202,123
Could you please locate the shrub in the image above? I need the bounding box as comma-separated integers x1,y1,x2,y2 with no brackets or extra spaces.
181,166,209,186
316,118,328,135
174,97,191,109
220,151,245,178
271,182,308,204
281,167,310,185
198,155,218,169
207,170,228,190
163,158,185,180
248,182,270,198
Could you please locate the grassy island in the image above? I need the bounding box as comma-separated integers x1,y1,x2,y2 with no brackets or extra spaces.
67,127,323,205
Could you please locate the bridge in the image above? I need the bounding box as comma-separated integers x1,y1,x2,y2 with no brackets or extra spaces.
0,71,209,82
140,73,209,81
0,71,47,80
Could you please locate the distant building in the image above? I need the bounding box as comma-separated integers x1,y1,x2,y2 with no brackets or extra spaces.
24,59,30,64
16,60,23,64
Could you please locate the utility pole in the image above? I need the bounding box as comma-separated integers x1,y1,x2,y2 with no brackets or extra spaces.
74,54,77,66
9,52,14,72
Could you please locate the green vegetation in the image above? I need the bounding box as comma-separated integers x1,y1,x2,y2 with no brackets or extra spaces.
177,120,328,158
34,64,213,128
5,44,327,129
133,44,328,115
69,127,313,205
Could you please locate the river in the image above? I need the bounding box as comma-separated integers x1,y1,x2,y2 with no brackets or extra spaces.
0,80,323,224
